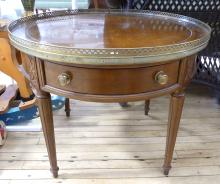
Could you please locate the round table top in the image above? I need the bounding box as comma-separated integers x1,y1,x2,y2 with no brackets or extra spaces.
8,9,211,65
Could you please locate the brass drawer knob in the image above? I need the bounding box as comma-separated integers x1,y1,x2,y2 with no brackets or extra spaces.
58,72,72,86
155,71,168,85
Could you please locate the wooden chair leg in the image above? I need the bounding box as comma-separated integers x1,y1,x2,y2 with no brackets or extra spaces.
163,92,185,175
65,98,71,117
0,38,32,98
145,100,150,115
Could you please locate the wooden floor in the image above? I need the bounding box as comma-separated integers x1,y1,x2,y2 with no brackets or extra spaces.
1,84,220,184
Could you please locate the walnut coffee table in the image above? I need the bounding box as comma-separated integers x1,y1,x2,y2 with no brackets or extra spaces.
8,9,211,178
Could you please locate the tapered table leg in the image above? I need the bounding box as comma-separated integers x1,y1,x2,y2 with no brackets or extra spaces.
37,91,59,178
65,98,71,117
145,100,150,115
163,92,185,175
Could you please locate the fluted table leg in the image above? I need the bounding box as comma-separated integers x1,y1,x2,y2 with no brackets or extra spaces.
163,92,185,175
37,91,59,178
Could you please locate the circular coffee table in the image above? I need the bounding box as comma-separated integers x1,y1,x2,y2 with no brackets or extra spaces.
8,9,211,178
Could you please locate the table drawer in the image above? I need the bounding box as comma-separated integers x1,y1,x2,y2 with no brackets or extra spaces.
44,61,180,95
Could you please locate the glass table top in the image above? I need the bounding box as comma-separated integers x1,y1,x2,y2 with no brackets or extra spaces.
10,10,208,49
8,9,211,65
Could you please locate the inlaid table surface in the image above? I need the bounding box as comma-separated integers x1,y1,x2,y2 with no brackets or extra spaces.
8,9,211,178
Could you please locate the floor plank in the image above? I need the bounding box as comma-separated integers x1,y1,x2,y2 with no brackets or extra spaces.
6,176,220,184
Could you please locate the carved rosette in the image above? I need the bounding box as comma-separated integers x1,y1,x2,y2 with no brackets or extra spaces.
184,56,197,86
178,55,197,90
27,56,40,90
22,54,48,99
20,53,44,98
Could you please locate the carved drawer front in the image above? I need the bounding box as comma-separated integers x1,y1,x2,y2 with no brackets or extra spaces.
44,61,180,95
